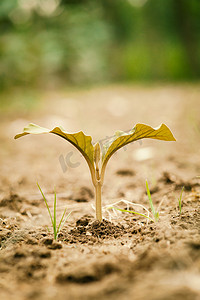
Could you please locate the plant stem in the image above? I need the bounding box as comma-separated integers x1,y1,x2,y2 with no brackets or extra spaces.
95,181,102,221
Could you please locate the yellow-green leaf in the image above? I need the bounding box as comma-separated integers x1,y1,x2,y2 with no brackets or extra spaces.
101,123,176,177
14,123,95,173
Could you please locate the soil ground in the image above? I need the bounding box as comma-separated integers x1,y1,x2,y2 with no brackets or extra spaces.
0,84,200,300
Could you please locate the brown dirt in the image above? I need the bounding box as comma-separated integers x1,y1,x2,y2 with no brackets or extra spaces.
0,84,200,300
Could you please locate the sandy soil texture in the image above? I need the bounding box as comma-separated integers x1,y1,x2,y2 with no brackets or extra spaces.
0,84,200,300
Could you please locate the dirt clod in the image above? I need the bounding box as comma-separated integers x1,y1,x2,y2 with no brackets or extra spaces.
47,242,62,250
116,169,135,176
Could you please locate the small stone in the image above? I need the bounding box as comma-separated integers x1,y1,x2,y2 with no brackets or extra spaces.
48,242,62,250
42,237,53,245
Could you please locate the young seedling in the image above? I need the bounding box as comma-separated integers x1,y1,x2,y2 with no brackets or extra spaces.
178,186,184,214
15,123,175,222
37,183,71,240
146,180,159,222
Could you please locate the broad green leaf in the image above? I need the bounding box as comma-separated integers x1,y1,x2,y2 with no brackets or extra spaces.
14,123,95,173
102,123,176,172
102,130,126,158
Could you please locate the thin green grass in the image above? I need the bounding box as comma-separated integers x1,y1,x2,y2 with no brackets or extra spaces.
106,206,154,222
146,180,159,222
178,186,184,214
37,183,71,240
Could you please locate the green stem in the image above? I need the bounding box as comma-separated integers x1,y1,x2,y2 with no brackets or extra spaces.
95,181,102,221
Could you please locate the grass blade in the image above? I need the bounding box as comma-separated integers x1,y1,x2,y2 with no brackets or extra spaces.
107,207,154,222
146,180,155,216
59,211,72,233
178,186,184,214
37,182,54,227
146,180,159,222
57,207,68,234
37,183,71,240
53,187,57,239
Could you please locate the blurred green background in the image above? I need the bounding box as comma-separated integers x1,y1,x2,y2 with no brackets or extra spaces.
0,0,200,92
